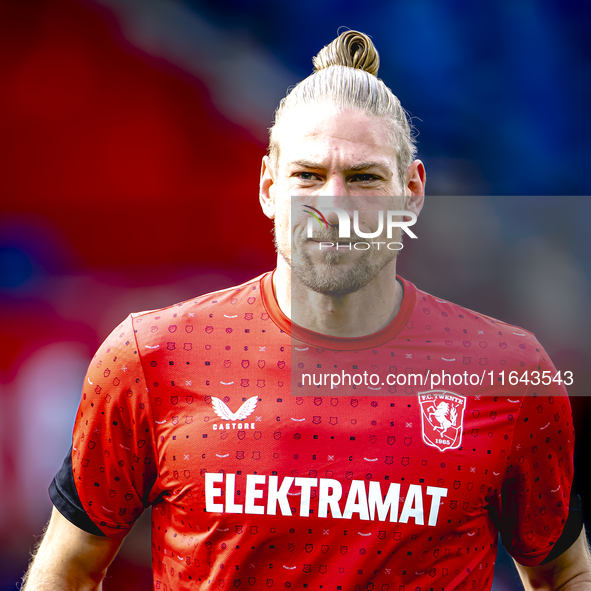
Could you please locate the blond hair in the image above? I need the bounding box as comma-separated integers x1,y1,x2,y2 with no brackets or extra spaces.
268,30,417,185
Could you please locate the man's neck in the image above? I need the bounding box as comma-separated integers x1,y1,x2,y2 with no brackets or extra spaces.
272,259,404,338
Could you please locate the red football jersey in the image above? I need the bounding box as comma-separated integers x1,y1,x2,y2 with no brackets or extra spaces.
50,272,576,591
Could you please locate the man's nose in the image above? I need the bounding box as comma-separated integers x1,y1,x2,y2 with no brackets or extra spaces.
320,174,347,198
318,175,348,226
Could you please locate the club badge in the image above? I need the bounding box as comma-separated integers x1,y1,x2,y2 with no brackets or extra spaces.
419,391,466,452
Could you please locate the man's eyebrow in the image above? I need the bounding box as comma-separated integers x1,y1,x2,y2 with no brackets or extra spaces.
343,162,390,172
288,160,390,172
288,159,324,169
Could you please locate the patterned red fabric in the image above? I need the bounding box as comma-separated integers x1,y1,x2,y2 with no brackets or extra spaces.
52,272,575,591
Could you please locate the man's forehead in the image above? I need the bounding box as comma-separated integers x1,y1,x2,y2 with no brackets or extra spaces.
279,105,387,140
277,105,397,169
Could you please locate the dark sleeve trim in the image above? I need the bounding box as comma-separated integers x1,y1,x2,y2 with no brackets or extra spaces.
540,485,584,564
49,445,106,537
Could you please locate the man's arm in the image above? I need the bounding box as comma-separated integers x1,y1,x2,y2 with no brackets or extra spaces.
514,526,591,591
22,506,123,591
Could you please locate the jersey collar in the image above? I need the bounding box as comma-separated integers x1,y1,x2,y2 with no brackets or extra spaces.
260,270,416,350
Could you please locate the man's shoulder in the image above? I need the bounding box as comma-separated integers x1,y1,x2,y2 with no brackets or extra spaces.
129,272,271,326
409,280,541,348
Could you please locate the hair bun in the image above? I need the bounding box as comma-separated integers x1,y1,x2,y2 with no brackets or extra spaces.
312,30,380,77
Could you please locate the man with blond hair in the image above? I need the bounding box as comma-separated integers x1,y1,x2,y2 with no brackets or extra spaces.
23,30,590,591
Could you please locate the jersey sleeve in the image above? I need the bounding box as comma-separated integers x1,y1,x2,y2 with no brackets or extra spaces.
498,349,578,566
49,314,158,538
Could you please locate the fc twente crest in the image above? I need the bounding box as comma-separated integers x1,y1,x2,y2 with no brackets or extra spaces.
419,391,466,452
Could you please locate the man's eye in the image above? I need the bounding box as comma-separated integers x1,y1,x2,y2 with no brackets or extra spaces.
296,172,318,181
351,174,379,182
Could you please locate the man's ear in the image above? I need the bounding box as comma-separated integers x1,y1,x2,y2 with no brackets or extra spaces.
404,160,426,218
259,155,276,220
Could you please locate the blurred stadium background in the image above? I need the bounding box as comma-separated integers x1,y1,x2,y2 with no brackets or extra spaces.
1,0,590,588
